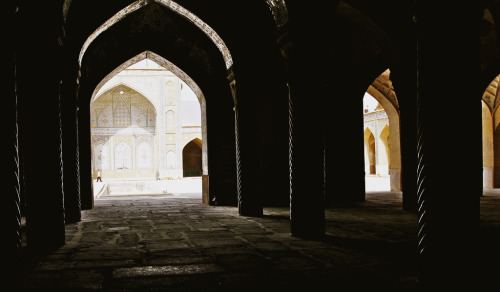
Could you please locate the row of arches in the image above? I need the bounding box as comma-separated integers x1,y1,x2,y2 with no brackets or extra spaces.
483,74,500,188
7,0,498,288
364,125,390,175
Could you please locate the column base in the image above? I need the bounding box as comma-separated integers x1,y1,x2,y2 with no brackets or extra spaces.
238,205,263,217
202,175,210,205
291,225,325,240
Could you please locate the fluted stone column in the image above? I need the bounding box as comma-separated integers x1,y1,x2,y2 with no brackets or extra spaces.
17,19,66,252
3,1,22,283
324,82,366,203
78,85,94,210
415,2,480,288
280,1,340,238
287,66,326,239
61,61,82,223
229,69,263,217
281,34,326,239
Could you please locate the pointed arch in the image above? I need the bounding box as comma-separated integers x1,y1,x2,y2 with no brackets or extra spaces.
93,142,110,171
91,51,208,176
93,80,157,110
92,84,157,129
166,110,176,132
78,0,233,69
483,100,494,188
136,141,153,169
366,70,401,191
364,128,376,175
183,138,202,177
115,141,132,170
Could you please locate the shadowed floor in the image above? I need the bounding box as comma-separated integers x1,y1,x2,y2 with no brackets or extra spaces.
20,190,500,291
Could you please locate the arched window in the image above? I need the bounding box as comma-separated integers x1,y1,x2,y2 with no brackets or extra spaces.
166,110,175,132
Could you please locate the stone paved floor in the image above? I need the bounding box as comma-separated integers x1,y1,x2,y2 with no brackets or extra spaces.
20,190,500,291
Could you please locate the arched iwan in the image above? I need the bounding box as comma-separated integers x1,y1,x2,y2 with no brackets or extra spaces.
91,50,208,176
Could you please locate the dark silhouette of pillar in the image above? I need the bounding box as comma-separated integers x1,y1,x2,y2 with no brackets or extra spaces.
324,81,366,203
77,86,94,210
2,1,22,285
286,64,326,239
390,4,418,212
61,60,82,223
415,2,480,288
17,2,66,253
229,68,263,217
279,1,341,239
205,94,237,206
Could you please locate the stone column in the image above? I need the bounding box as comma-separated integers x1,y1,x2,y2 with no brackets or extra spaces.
2,1,22,283
206,97,237,206
415,2,480,288
278,32,326,238
78,86,95,210
286,63,326,238
324,82,366,203
17,8,66,252
229,69,263,217
61,60,81,223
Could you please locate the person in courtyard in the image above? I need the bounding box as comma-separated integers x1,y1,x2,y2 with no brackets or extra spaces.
97,169,102,182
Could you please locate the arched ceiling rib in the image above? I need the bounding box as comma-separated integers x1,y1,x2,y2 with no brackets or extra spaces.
78,0,232,69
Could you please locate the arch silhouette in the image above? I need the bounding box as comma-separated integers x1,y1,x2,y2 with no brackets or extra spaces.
79,0,233,69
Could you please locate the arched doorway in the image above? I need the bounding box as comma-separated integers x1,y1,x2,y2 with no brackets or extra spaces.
482,75,499,188
364,128,376,175
363,69,402,192
183,139,202,177
482,100,494,188
89,57,206,198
